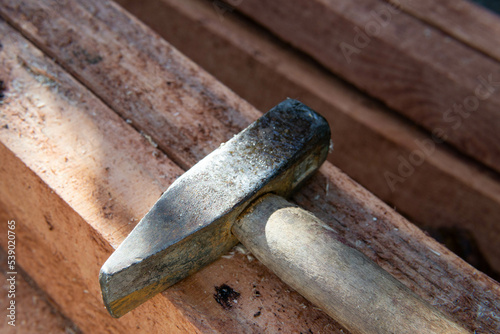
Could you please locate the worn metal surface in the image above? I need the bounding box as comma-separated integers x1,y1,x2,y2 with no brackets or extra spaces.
99,99,330,317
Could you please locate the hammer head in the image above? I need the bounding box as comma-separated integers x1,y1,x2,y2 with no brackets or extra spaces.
99,99,331,317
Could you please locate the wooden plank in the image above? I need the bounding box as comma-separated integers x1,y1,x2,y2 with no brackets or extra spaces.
0,1,499,333
383,0,500,63
0,249,80,334
0,20,346,333
0,21,203,334
230,0,500,173
116,0,500,275
0,0,257,171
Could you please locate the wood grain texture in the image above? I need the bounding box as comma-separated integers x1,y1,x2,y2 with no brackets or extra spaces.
0,0,259,171
233,0,500,173
384,0,500,63
116,0,500,275
0,0,499,332
234,194,468,334
0,21,202,334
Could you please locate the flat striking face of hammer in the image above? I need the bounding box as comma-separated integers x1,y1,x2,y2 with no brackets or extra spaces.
99,99,331,317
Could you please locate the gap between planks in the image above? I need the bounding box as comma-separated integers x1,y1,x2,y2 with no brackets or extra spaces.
233,0,500,174
383,0,500,64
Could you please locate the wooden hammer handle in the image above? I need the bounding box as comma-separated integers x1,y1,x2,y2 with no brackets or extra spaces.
232,194,468,334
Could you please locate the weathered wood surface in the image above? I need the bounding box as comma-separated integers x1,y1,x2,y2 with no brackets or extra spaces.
116,0,500,275
232,0,500,174
384,0,500,63
0,1,499,333
234,194,468,334
0,21,203,334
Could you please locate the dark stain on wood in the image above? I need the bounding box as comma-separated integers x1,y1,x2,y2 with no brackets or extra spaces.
72,47,103,65
0,80,5,101
214,284,240,310
44,214,54,231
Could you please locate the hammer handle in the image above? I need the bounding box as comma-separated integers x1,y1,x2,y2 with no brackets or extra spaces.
232,194,468,334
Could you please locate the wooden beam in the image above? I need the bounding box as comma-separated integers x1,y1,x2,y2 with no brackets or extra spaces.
383,0,500,63
0,1,499,333
0,21,202,334
0,249,80,334
115,0,500,275
230,0,500,174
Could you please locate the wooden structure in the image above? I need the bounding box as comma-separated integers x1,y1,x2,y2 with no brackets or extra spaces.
0,0,499,332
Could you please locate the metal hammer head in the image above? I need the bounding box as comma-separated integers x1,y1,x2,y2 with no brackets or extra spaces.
99,99,331,317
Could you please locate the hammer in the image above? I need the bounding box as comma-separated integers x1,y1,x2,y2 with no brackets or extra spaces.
99,100,467,333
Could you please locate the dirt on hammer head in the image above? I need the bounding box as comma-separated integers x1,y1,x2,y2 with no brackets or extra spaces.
99,99,331,317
